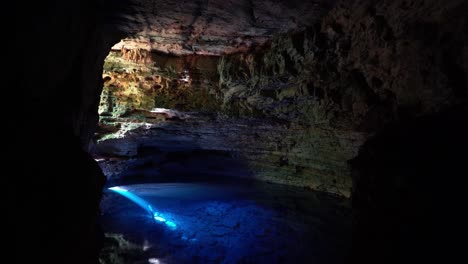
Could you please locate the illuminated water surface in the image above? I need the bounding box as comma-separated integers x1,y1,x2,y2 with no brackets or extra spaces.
102,183,350,263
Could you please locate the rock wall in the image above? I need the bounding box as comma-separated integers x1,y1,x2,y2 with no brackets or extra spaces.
216,0,467,199
217,31,371,196
98,33,367,197
319,0,467,262
99,51,221,117
321,0,467,118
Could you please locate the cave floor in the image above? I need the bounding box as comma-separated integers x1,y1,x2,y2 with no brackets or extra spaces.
96,110,351,264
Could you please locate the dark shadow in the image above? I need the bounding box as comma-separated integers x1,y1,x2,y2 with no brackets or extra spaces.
351,103,468,263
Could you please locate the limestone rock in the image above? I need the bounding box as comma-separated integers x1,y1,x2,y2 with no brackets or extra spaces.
107,0,337,55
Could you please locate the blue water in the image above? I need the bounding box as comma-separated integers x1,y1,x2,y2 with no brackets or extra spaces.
109,186,177,230
101,183,350,264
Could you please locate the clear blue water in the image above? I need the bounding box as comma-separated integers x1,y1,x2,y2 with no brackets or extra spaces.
100,182,350,264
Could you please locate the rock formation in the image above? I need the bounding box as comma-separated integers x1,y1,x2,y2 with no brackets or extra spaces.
109,0,337,55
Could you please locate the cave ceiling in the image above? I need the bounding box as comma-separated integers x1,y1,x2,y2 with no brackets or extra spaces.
105,0,336,55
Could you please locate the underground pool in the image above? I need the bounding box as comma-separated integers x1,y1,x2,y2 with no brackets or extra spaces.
101,181,351,263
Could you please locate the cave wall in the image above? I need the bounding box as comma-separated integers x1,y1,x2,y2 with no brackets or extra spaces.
322,0,468,262
351,104,468,263
217,0,467,197
12,1,115,263
216,32,370,196
99,51,221,117
321,0,467,118
219,0,467,134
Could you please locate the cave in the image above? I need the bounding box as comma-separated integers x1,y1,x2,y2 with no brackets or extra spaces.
11,0,467,264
